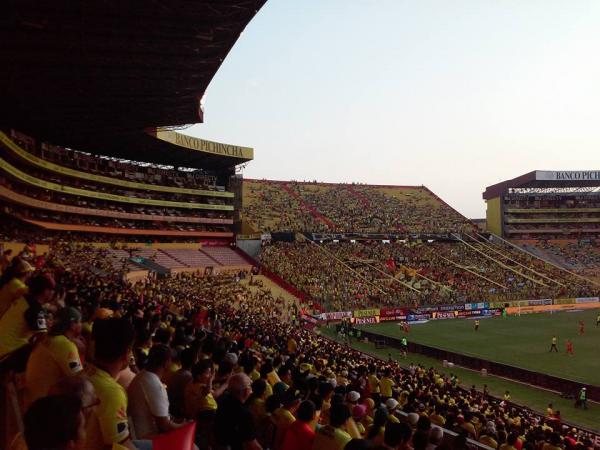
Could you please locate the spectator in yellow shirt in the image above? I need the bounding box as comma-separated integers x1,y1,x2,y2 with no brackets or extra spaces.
0,274,54,368
312,403,353,450
84,318,139,450
0,258,33,319
379,368,396,400
24,306,83,407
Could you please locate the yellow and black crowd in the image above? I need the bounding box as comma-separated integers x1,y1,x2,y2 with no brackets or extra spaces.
242,180,474,235
0,240,597,450
260,241,599,311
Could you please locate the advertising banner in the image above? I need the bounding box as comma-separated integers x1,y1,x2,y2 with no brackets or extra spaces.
536,170,600,181
353,308,381,318
555,298,576,305
379,315,407,322
464,302,489,311
526,299,552,306
351,316,381,325
407,313,431,322
412,306,439,314
431,311,460,319
155,129,254,160
380,307,409,318
318,311,352,321
440,304,465,311
575,297,600,304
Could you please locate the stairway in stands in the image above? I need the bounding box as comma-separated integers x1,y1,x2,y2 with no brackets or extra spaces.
280,182,336,230
345,184,371,207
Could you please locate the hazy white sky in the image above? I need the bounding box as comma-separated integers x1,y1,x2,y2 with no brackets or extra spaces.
187,0,600,219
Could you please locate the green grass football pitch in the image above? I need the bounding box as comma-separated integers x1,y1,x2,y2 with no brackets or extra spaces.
359,309,600,386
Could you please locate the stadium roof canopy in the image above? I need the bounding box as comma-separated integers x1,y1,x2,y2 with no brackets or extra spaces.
0,0,264,169
483,170,600,200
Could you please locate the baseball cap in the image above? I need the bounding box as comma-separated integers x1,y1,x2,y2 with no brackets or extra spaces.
386,398,399,410
348,391,361,403
224,352,238,366
407,412,419,426
50,307,82,335
14,259,34,275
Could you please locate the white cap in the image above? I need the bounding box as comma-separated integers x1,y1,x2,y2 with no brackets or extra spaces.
386,398,399,410
348,391,361,402
407,412,419,426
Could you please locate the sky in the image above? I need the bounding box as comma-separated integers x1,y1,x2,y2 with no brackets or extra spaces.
186,0,600,219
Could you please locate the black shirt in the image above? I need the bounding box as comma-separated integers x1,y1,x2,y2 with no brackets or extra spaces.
214,392,257,450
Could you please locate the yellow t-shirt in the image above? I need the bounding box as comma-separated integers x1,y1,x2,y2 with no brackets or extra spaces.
430,413,446,426
248,397,267,427
461,421,477,438
184,382,217,417
0,278,27,319
273,407,296,428
287,338,298,354
25,334,83,406
479,435,498,449
267,371,281,386
264,380,273,397
368,374,380,393
0,297,42,358
84,365,130,450
312,425,351,450
380,377,395,398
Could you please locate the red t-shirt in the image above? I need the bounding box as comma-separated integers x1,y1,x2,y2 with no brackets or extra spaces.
281,420,315,450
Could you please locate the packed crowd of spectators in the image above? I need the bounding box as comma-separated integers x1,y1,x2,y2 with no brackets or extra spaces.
521,240,600,273
0,177,232,222
505,193,600,210
503,193,600,240
243,180,330,233
3,206,229,234
288,183,474,235
0,240,596,450
242,180,474,235
9,130,222,191
0,217,206,244
0,152,231,207
260,240,599,311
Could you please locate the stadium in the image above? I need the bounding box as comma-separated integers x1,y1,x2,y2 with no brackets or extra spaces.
1,2,599,450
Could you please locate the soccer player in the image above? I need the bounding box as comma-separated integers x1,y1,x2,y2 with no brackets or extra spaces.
400,337,408,358
474,320,480,331
597,313,600,327
549,335,558,352
576,387,588,410
578,320,585,336
566,339,574,356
